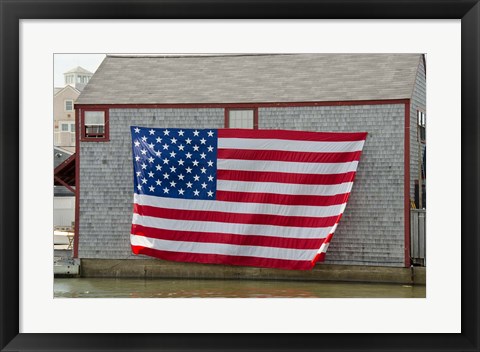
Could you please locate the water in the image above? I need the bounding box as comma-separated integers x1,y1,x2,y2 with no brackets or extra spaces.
54,278,425,298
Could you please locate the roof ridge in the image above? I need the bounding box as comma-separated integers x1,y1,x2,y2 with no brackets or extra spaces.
65,66,93,74
54,84,81,96
106,54,297,59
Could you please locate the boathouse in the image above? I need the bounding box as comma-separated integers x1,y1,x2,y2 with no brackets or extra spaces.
72,54,426,280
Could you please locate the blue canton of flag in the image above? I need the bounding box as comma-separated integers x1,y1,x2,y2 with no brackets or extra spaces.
131,126,218,200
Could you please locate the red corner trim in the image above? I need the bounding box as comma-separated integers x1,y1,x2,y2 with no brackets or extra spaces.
74,107,80,258
404,101,411,267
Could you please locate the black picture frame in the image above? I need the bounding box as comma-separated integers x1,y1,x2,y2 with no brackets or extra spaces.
1,1,479,351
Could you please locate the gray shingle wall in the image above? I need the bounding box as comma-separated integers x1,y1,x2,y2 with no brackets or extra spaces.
259,105,406,266
410,58,426,203
78,109,224,259
79,105,407,267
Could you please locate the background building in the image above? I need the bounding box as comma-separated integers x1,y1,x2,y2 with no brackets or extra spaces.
53,146,75,228
54,66,93,152
54,85,79,152
73,54,426,278
63,66,93,92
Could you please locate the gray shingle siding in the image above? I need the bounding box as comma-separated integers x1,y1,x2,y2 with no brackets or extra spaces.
259,105,405,266
78,109,224,259
410,58,426,204
79,105,406,267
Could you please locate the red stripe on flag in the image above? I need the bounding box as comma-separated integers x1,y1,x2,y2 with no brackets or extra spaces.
131,245,316,270
216,190,350,206
217,149,362,163
217,169,357,185
218,129,368,142
134,203,339,228
313,252,326,263
131,224,325,249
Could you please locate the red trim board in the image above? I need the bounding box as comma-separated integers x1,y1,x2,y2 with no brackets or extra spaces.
73,107,80,258
75,99,409,110
404,101,411,267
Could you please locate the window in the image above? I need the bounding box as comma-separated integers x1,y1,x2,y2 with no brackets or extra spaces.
85,111,105,137
59,122,75,132
81,109,109,141
65,100,74,111
417,110,426,143
226,109,257,129
414,180,426,209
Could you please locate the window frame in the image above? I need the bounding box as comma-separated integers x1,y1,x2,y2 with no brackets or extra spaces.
64,99,74,112
225,107,258,129
80,108,109,142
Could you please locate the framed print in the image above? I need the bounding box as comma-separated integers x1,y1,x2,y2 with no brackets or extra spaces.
1,1,479,351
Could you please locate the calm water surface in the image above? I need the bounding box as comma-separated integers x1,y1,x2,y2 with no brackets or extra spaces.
54,278,425,298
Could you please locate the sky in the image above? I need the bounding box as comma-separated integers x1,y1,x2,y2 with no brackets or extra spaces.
54,54,106,87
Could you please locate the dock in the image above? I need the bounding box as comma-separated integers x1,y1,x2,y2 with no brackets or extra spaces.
54,228,80,277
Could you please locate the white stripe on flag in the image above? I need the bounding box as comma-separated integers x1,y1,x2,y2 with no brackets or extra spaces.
134,193,347,218
218,138,365,153
132,213,332,239
318,242,330,253
217,159,359,174
217,180,353,196
130,234,318,261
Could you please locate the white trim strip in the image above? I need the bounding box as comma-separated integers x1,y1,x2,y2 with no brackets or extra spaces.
217,180,353,196
134,193,347,218
218,138,365,153
132,213,332,239
130,234,318,261
217,159,359,174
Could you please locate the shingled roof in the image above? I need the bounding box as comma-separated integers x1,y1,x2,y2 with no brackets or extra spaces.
76,54,423,105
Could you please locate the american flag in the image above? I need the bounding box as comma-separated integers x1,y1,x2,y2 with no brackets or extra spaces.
130,126,367,270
